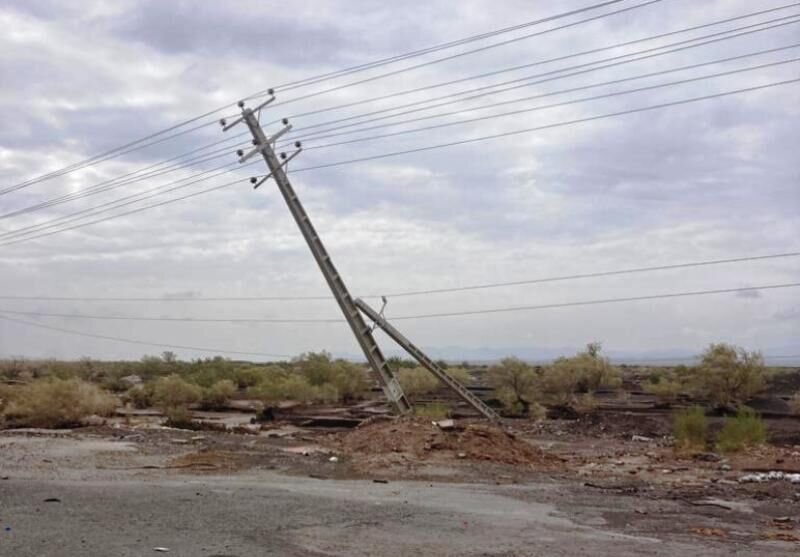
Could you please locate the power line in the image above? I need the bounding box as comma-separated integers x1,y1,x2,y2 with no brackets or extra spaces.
0,162,248,242
3,0,639,194
283,14,800,141
0,313,291,359
0,175,251,247
289,78,800,173
290,45,800,147
2,78,796,247
300,57,800,151
389,283,800,321
0,137,250,221
9,47,793,239
1,282,796,323
2,252,796,302
244,0,661,107
273,6,800,129
7,8,795,222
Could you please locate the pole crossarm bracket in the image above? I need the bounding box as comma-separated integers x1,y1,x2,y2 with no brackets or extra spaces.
233,100,412,414
355,298,500,421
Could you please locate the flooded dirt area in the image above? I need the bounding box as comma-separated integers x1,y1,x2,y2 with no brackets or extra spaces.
1,411,798,556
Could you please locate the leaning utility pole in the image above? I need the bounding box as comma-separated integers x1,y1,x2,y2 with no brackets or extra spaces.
222,96,411,414
355,298,499,421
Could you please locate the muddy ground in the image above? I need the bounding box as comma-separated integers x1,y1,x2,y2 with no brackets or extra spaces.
1,409,798,556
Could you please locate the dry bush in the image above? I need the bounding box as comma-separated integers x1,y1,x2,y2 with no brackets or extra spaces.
199,379,237,410
791,391,800,416
152,375,202,410
248,373,319,405
445,367,473,385
643,370,684,406
672,406,708,452
488,357,540,417
397,367,440,396
541,343,621,407
716,406,766,453
126,384,155,409
2,378,117,428
693,343,765,408
293,352,370,402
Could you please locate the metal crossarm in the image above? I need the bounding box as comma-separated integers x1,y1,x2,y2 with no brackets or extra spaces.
234,104,412,414
355,298,499,421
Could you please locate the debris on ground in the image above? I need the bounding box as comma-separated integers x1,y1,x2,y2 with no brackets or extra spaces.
339,417,557,466
739,471,800,484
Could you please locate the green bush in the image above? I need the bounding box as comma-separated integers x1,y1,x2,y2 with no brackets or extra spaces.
445,367,473,385
199,379,237,410
694,343,765,407
643,371,683,405
541,343,621,406
673,406,708,452
293,352,370,402
716,406,766,453
152,375,202,411
397,367,440,396
488,357,539,416
126,383,155,409
2,378,118,428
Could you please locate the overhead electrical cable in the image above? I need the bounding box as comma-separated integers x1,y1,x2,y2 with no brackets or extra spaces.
1,283,797,324
0,314,291,358
2,0,642,194
0,161,249,242
10,22,796,225
286,78,800,173
0,136,251,220
297,58,800,151
281,14,800,140
1,78,797,247
388,283,800,321
1,251,796,302
288,46,800,146
243,0,662,108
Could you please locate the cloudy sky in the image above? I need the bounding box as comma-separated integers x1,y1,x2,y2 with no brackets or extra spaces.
0,0,798,363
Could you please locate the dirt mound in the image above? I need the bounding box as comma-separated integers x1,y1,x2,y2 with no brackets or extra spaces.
340,417,555,466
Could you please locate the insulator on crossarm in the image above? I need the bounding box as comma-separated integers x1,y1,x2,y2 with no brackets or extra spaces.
236,149,244,157
237,100,245,108
282,118,289,125
268,88,275,96
219,118,227,127
280,152,287,160
250,177,258,184
294,141,302,148
252,139,258,145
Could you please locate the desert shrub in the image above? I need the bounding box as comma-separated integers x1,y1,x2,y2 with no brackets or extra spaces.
693,343,765,407
398,367,440,396
446,367,473,385
293,352,370,402
199,379,237,410
488,357,539,416
414,402,450,420
152,375,202,411
673,406,708,452
126,383,155,409
387,356,417,369
541,343,621,406
232,367,263,388
643,371,684,406
1,378,117,428
790,392,800,416
716,406,767,453
572,393,598,415
249,372,317,405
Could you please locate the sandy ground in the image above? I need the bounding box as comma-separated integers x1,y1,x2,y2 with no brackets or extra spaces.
1,423,798,556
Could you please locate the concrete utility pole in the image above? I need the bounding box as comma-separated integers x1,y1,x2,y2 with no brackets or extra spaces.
223,97,411,414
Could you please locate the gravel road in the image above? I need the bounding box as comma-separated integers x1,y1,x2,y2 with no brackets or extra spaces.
1,472,795,557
